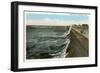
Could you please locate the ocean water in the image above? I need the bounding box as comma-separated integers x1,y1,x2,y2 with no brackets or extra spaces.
26,26,71,59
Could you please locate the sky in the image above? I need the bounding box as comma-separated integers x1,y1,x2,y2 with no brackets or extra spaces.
26,12,89,24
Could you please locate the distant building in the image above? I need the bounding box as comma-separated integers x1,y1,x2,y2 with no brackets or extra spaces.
82,24,88,29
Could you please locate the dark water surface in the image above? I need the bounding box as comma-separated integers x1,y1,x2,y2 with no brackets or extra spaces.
26,26,71,59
